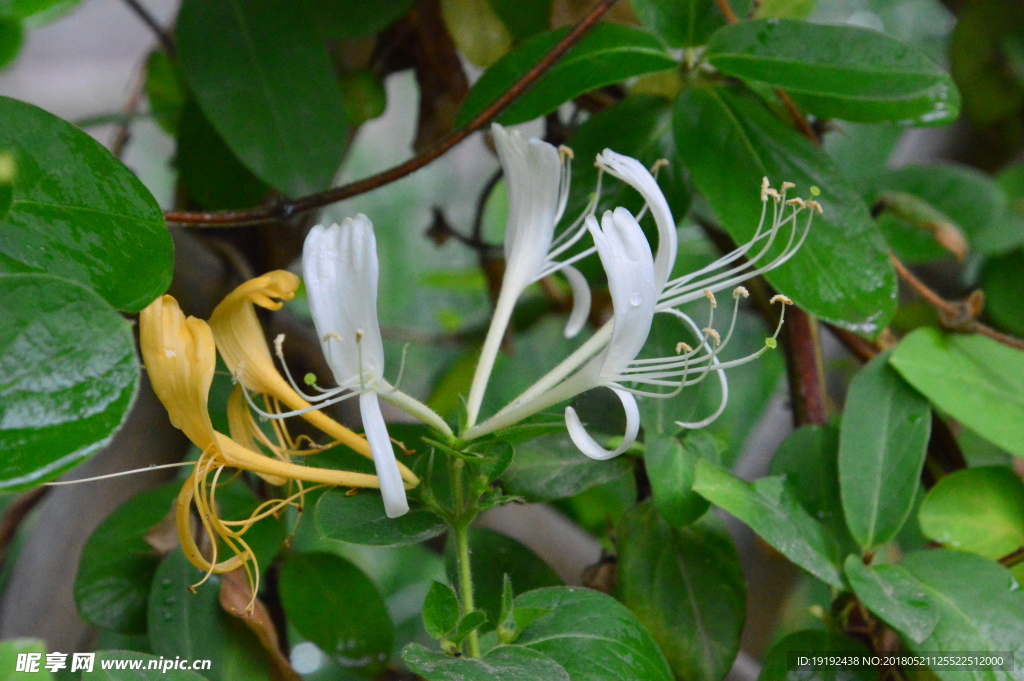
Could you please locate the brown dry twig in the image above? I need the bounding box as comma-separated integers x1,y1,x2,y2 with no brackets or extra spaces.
163,0,620,227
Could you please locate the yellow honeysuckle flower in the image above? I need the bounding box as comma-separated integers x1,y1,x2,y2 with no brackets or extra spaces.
140,294,401,606
208,270,419,487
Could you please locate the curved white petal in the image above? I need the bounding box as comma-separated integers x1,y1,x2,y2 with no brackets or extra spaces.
564,388,639,460
596,149,677,291
303,217,386,387
591,208,657,377
359,392,409,518
561,265,591,339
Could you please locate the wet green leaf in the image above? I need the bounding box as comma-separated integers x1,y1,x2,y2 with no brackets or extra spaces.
618,502,745,681
457,24,677,127
177,0,347,196
0,97,171,312
75,483,178,634
706,19,959,125
403,642,570,681
315,490,446,546
500,432,632,501
674,86,896,334
693,460,844,588
279,551,393,672
644,431,717,527
0,274,138,490
839,352,931,550
630,0,740,48
93,651,209,680
889,328,1024,459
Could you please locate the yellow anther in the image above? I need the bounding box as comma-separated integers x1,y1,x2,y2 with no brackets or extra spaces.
650,159,669,174
704,289,717,308
733,286,749,299
786,198,806,209
274,333,285,356
765,188,781,202
807,200,823,214
559,145,574,161
676,342,692,354
770,294,793,305
703,327,721,346
781,181,796,192
323,332,342,343
760,177,771,202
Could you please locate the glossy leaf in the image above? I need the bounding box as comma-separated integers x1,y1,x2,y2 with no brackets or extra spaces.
759,630,875,681
456,24,677,127
403,642,570,681
644,432,716,527
674,86,896,334
873,163,1011,260
443,528,561,632
0,16,22,69
617,502,745,681
706,20,960,125
693,460,844,588
511,586,674,681
148,549,273,681
315,489,446,546
0,274,138,490
843,556,938,645
500,432,632,501
177,0,347,196
770,425,852,550
423,581,461,640
630,0,738,48
982,249,1024,337
75,483,178,634
279,551,393,672
93,651,209,681
839,352,931,550
918,466,1024,564
846,551,1024,681
889,328,1024,459
0,97,171,312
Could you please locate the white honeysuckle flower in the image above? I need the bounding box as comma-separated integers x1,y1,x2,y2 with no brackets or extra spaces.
467,177,818,456
246,216,452,518
463,123,598,429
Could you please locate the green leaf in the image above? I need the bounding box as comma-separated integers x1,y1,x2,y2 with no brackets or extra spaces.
402,642,570,681
423,581,461,640
0,639,51,681
511,586,675,681
0,274,138,490
644,432,716,527
753,0,816,20
674,86,896,334
93,651,210,681
0,16,22,70
889,328,1024,459
489,0,550,42
451,611,488,644
759,630,875,681
769,425,852,551
456,23,677,127
843,556,938,645
846,551,1024,681
500,433,632,501
177,0,348,196
705,19,960,125
982,249,1024,337
918,466,1024,564
0,97,171,312
148,549,273,681
145,50,186,136
0,0,81,27
630,0,739,48
279,551,394,672
75,483,178,634
444,528,561,632
305,0,414,40
617,502,745,681
873,163,1011,260
839,352,931,550
693,460,844,588
315,489,446,546
565,95,690,235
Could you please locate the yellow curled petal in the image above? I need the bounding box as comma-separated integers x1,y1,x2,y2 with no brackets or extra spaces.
140,295,218,450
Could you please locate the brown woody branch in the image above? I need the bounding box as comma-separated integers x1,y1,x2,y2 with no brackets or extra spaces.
163,0,620,227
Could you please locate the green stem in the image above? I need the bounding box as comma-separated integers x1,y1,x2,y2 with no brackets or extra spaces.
450,459,481,657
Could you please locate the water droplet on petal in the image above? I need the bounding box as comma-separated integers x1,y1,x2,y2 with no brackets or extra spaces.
629,291,642,306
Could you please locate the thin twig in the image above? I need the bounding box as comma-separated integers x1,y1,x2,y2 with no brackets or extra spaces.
999,546,1024,568
110,69,147,159
714,0,740,24
777,89,821,145
164,0,620,227
122,0,176,57
890,253,1024,351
